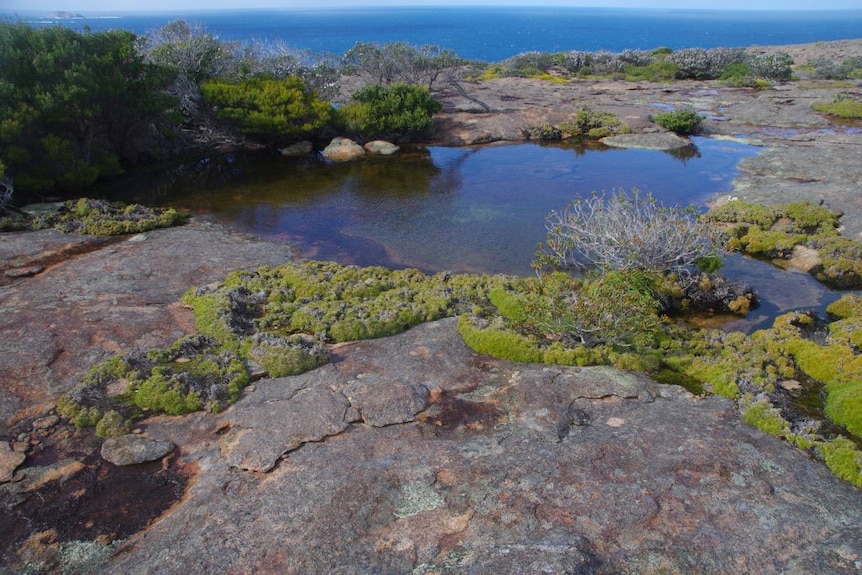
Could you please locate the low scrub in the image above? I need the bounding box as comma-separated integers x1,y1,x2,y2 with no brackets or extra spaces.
812,96,862,120
1,198,187,234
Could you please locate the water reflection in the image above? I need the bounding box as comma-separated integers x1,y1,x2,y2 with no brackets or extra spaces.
113,137,857,325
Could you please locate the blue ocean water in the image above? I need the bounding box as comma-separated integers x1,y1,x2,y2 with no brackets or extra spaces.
7,7,862,61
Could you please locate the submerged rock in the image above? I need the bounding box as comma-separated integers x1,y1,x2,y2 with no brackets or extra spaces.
602,132,694,150
364,140,400,155
279,140,314,157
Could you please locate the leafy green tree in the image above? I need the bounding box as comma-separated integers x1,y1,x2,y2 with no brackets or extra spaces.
0,22,176,195
339,83,441,139
200,76,332,142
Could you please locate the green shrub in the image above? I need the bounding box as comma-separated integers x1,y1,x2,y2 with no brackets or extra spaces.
720,63,758,88
652,108,705,135
559,106,631,140
345,83,442,139
200,76,333,141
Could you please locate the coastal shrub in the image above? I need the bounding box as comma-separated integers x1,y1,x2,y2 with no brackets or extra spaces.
0,22,177,196
806,56,862,80
341,83,442,139
200,76,333,142
812,96,862,120
536,189,717,282
625,60,678,82
663,47,751,81
747,51,793,82
558,106,632,140
720,63,759,88
517,271,661,349
652,108,705,135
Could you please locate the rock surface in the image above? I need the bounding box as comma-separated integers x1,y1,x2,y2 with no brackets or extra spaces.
103,319,862,574
100,435,175,466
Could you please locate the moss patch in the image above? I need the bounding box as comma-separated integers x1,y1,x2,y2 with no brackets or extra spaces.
704,200,862,288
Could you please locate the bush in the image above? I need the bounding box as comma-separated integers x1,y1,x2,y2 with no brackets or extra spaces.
558,106,631,140
536,189,717,282
341,83,441,139
652,108,705,135
747,51,793,82
200,76,333,142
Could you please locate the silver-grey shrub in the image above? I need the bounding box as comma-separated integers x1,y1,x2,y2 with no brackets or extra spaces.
538,189,717,282
668,47,746,80
747,51,793,82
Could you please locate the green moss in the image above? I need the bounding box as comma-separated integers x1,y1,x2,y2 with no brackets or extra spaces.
742,396,791,437
703,201,777,229
457,315,544,364
826,294,862,319
819,438,862,488
133,371,202,415
809,234,862,288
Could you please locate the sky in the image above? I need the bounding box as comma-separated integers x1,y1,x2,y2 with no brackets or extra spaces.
2,0,860,12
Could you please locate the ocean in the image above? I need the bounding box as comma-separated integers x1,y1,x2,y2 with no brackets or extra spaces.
7,6,862,61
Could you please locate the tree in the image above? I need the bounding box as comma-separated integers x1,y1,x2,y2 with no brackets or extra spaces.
200,76,333,142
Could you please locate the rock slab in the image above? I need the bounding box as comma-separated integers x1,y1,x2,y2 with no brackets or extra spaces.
103,318,862,574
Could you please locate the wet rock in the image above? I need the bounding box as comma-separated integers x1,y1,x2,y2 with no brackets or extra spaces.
0,441,26,482
279,140,314,157
101,435,175,466
363,140,400,155
102,319,862,574
322,137,365,161
602,132,694,150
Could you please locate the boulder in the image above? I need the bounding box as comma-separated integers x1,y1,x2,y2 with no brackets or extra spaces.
101,435,175,466
279,140,314,157
363,140,400,155
322,137,365,161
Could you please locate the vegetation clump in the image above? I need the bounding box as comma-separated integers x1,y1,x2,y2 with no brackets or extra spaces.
57,335,249,434
811,95,862,120
652,108,705,135
1,198,187,234
337,83,442,140
704,199,862,287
